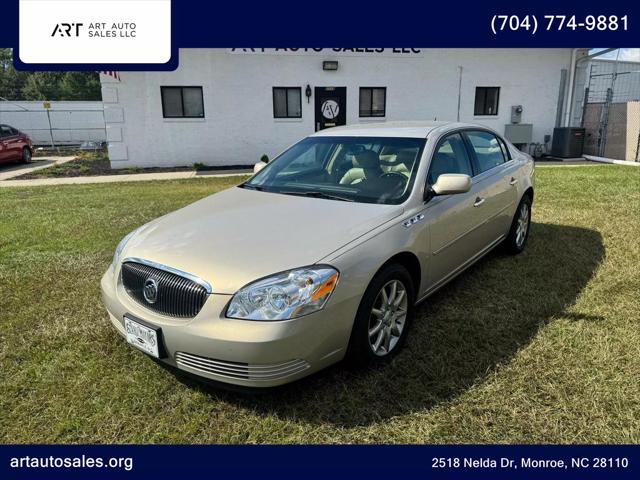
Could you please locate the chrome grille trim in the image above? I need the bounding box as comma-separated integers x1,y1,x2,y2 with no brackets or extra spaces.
123,257,212,293
175,352,310,381
121,260,209,318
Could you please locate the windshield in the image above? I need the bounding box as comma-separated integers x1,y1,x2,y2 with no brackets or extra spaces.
242,136,426,204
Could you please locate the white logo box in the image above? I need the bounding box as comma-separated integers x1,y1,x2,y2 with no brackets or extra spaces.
19,0,171,64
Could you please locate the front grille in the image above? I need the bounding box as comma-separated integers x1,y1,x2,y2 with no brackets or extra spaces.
175,352,310,381
121,261,208,318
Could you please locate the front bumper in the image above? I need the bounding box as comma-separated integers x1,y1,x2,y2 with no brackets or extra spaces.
101,265,357,387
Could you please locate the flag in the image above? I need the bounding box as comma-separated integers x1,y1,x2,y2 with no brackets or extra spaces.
101,71,121,81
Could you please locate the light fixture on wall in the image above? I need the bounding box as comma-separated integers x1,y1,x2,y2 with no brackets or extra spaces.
305,84,312,103
322,60,339,71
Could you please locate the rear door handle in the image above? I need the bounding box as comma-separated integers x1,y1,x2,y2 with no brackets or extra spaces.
473,197,485,207
509,177,518,186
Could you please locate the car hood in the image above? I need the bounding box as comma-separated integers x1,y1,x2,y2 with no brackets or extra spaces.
122,187,403,294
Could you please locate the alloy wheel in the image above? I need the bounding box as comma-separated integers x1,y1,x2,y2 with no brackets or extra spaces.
515,203,529,248
368,279,408,356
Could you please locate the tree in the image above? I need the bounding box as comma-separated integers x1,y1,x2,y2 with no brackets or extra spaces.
0,49,28,100
0,48,101,101
21,72,66,100
59,71,101,100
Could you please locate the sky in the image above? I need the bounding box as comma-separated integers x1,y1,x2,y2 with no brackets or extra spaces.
590,48,640,62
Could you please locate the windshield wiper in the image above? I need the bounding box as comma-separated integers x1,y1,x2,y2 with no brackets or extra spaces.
280,190,354,202
239,183,264,191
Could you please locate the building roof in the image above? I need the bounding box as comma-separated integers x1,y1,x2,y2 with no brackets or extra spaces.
310,120,466,138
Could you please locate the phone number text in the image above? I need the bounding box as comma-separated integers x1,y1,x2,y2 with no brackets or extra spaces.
491,15,628,35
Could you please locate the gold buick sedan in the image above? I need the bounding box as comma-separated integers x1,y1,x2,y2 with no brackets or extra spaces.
101,121,534,387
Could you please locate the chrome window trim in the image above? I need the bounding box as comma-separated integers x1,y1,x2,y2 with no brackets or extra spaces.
122,257,213,294
426,127,513,180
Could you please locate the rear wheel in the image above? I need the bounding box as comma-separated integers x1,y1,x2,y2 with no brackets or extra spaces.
346,263,415,366
503,195,532,254
21,147,32,164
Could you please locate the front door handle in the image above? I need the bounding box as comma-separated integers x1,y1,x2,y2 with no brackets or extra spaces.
473,197,485,207
509,177,518,186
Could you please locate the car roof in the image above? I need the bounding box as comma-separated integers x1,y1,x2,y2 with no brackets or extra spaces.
310,121,481,139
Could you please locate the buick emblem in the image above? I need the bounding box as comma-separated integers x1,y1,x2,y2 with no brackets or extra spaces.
143,278,158,304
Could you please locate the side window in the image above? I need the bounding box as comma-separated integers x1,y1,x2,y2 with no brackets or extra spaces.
273,87,302,118
359,87,386,117
161,86,205,118
465,131,506,174
474,87,500,115
0,126,11,138
427,133,473,185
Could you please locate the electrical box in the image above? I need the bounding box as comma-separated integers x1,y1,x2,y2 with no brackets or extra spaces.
504,124,533,144
550,127,585,158
511,105,523,124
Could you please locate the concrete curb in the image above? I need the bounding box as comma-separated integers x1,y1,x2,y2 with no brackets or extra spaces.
583,155,640,167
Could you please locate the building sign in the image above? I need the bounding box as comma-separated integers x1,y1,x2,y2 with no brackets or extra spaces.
228,48,423,57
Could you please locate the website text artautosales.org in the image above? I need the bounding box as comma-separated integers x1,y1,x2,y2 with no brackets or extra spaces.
9,455,133,472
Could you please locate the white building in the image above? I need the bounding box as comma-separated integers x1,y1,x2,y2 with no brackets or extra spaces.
100,48,586,168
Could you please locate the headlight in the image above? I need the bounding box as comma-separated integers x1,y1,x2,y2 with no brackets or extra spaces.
226,266,339,321
111,229,139,271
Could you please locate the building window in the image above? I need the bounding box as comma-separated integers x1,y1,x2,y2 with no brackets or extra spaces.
359,87,386,117
273,87,302,118
161,86,204,118
474,87,500,116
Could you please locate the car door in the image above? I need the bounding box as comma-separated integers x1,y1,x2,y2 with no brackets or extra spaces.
7,127,25,160
0,125,12,163
424,132,490,290
463,130,519,244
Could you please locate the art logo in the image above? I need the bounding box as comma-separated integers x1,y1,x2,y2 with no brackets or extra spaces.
321,100,340,119
51,23,83,37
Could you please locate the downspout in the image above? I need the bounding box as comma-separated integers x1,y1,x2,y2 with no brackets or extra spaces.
563,49,579,127
456,66,463,122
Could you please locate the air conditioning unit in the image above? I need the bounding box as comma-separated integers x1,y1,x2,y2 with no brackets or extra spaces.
551,128,585,158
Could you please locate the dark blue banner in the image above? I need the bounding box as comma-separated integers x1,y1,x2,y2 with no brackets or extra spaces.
1,445,638,479
3,0,639,49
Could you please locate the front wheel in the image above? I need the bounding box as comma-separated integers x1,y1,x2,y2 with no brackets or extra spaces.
346,263,415,366
21,147,32,164
503,195,532,254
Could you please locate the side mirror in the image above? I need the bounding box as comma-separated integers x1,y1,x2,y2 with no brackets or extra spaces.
253,162,267,174
429,173,472,198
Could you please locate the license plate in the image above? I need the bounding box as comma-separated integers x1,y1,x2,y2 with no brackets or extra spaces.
124,317,160,358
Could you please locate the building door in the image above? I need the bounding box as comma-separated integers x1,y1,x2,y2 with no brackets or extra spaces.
315,87,346,131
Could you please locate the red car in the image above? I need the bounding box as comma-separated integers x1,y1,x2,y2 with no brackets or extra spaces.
0,124,33,164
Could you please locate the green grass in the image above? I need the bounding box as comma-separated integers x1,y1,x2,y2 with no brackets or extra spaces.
1,166,638,443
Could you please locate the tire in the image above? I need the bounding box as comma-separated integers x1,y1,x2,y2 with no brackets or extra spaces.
503,194,532,254
346,263,415,367
21,147,32,164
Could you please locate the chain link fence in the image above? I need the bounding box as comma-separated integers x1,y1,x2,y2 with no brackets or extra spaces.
580,59,640,161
